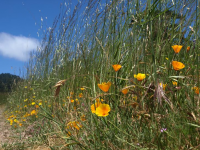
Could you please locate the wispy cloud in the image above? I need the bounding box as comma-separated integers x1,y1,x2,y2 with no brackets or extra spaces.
0,32,39,61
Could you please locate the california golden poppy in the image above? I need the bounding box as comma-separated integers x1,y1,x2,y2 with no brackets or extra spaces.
112,64,122,72
172,61,185,71
192,87,199,94
160,83,167,90
98,82,111,92
172,81,178,86
95,104,111,117
134,73,146,81
91,99,102,113
122,88,129,95
172,45,183,53
187,46,190,52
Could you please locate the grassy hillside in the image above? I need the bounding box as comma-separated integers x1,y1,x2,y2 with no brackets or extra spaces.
3,0,200,149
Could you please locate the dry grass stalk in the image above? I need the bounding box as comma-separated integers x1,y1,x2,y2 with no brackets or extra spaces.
54,79,67,97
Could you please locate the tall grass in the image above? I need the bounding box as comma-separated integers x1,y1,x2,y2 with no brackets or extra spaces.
4,0,200,149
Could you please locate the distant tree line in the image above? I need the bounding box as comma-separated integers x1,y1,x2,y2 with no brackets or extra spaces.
0,73,22,92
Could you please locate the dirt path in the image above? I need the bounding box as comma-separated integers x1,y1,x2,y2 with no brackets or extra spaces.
0,105,12,147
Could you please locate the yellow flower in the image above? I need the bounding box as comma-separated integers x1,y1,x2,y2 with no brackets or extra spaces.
192,87,199,94
10,119,13,125
172,61,185,71
67,121,82,130
39,102,42,106
187,46,190,52
33,96,36,98
91,99,102,113
160,83,167,90
112,64,122,72
31,102,35,105
166,57,169,60
31,110,37,115
172,81,178,86
24,99,28,102
24,86,27,89
134,73,146,81
122,88,129,95
95,104,111,117
98,82,111,92
172,45,183,53
80,87,85,90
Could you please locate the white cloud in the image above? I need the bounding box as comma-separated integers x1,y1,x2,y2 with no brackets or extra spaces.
0,32,40,61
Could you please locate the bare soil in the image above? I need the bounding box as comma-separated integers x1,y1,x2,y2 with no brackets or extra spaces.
0,105,12,148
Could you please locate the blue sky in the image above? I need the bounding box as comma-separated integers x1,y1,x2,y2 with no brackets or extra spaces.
0,0,68,77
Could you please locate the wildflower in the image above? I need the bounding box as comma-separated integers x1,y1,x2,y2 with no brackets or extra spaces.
192,87,199,94
24,105,27,108
134,73,146,81
95,104,111,117
33,96,36,98
187,46,190,52
10,120,13,125
161,128,167,132
71,99,74,103
122,88,129,95
31,102,35,105
172,45,183,53
160,83,167,90
91,99,102,113
112,64,122,72
39,102,42,106
80,87,85,90
172,61,185,71
24,99,28,102
79,93,83,98
24,86,27,88
67,121,82,130
31,110,37,115
166,57,169,60
172,81,178,86
98,82,111,92
35,105,39,108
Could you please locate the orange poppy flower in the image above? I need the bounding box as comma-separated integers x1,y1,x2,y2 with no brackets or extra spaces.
172,61,185,71
112,64,122,72
192,87,199,94
95,104,111,117
134,73,146,81
187,46,190,52
98,82,111,92
122,88,129,95
160,83,167,90
91,99,102,113
172,45,183,53
172,81,178,86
